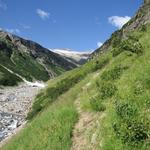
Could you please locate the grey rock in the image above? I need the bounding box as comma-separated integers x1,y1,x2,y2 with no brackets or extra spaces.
0,83,41,143
89,1,150,58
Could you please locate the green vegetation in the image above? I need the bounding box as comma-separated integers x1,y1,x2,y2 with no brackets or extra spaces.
98,25,150,150
28,55,109,119
0,65,22,86
111,32,144,57
113,101,149,146
97,81,117,99
0,37,50,84
0,44,110,149
0,35,77,85
2,85,78,150
90,95,106,111
10,51,50,81
101,65,128,81
1,69,100,150
2,13,150,150
81,24,150,149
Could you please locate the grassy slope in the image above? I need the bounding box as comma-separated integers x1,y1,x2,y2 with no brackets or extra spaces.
1,70,99,150
98,25,150,150
0,38,50,84
1,26,150,150
0,37,69,85
1,52,110,149
0,50,50,82
0,65,22,86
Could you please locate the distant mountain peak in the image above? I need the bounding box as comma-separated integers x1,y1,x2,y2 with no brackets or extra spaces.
51,49,91,66
0,30,80,85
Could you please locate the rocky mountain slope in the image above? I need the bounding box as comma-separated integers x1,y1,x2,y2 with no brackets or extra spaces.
52,49,90,66
0,83,42,143
1,1,150,150
90,0,150,58
0,31,78,86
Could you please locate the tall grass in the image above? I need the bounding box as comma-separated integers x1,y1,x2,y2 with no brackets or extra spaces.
2,19,150,150
27,54,110,119
1,69,105,150
93,25,150,150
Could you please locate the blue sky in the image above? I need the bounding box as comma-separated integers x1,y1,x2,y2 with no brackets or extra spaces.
0,0,143,51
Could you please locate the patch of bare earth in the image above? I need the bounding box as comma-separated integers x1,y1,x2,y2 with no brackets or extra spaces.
71,98,97,150
71,71,106,150
71,73,105,150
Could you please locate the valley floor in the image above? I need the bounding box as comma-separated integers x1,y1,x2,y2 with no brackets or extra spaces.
0,83,43,146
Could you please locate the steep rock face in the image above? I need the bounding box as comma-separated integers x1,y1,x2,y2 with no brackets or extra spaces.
122,1,150,32
90,1,150,58
144,0,150,4
0,31,78,84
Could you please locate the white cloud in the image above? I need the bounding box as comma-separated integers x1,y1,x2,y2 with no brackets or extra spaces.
6,28,20,34
0,0,7,10
97,42,103,47
36,9,50,20
108,16,131,29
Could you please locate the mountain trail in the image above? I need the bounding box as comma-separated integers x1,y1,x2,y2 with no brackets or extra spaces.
71,95,97,150
71,72,105,150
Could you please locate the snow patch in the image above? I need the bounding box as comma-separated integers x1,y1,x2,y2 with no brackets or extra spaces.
50,49,91,63
25,81,45,88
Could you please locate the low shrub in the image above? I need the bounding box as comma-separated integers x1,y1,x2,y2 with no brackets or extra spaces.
111,30,122,48
139,25,147,32
96,81,117,99
93,58,109,71
115,101,137,120
127,33,140,42
134,82,144,95
28,56,110,119
125,120,149,144
113,100,149,146
111,35,144,57
111,47,122,57
28,73,85,119
113,119,149,146
90,95,106,111
120,39,143,55
142,77,150,89
144,98,150,108
101,65,128,81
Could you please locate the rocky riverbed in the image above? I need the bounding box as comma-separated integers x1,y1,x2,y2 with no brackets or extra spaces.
0,83,43,143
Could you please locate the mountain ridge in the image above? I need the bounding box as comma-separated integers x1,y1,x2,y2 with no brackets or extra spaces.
90,0,150,58
0,30,83,86
1,1,150,150
52,49,90,66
